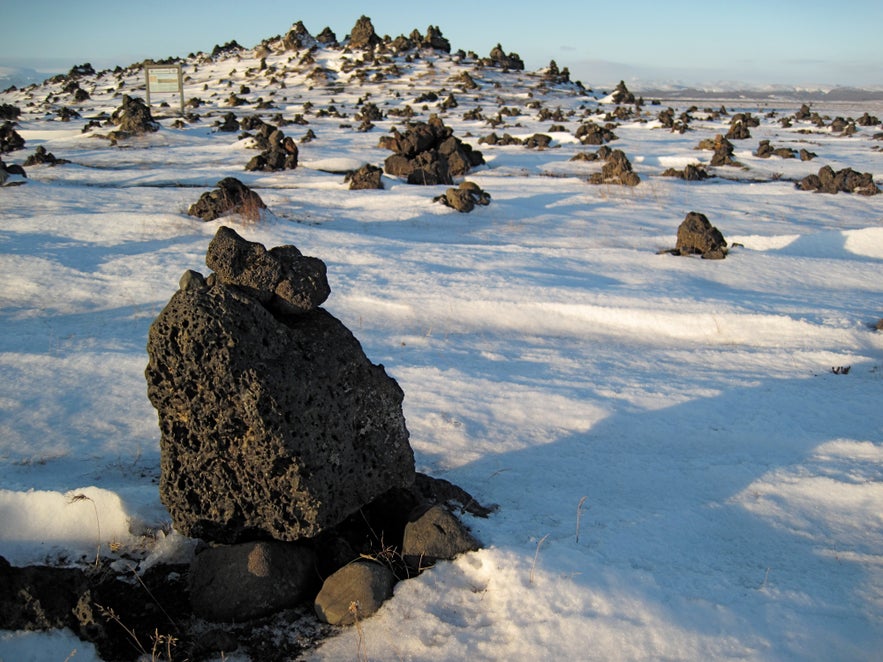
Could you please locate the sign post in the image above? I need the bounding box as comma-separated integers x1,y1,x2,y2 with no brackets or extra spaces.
145,64,184,116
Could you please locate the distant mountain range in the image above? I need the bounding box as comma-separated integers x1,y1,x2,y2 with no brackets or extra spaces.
634,85,883,102
0,65,56,90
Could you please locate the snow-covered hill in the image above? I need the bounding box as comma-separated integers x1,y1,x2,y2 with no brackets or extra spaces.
1,18,882,662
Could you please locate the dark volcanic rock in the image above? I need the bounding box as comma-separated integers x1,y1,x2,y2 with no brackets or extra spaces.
1,121,25,153
205,225,330,314
661,163,710,181
189,542,317,622
348,15,382,50
434,180,491,212
402,505,480,569
486,43,525,70
314,560,395,626
145,228,415,543
109,95,159,136
380,116,483,185
589,149,640,186
611,80,635,105
23,145,70,166
188,177,267,222
798,165,879,195
575,121,618,145
345,163,384,190
672,211,728,259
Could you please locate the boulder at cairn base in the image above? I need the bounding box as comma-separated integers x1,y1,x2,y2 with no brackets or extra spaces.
145,227,415,543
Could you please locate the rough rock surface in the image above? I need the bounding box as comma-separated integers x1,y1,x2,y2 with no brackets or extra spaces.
589,149,640,186
1,121,25,153
145,228,415,543
245,124,299,172
380,115,483,185
189,542,317,622
188,177,267,222
434,180,491,212
671,211,728,259
402,505,480,569
23,145,70,166
798,165,879,195
348,15,382,50
345,163,384,190
109,95,159,136
314,561,395,626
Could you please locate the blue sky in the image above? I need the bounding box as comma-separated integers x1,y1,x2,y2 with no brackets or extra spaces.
1,0,880,88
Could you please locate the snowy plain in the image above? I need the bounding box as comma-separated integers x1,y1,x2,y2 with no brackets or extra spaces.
1,30,883,661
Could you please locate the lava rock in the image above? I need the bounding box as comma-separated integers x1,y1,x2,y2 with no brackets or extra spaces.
109,95,159,136
188,177,267,222
348,15,382,50
589,149,640,186
314,560,395,626
1,121,25,153
380,116,483,185
798,165,879,195
672,211,728,259
434,180,491,212
205,225,330,314
145,229,415,544
402,505,480,570
189,542,317,622
23,145,70,166
345,163,384,190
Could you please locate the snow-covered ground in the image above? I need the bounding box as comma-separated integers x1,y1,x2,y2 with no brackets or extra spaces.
1,33,882,661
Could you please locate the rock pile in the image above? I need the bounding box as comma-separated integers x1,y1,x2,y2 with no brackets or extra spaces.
588,149,640,186
661,163,710,181
188,177,267,222
755,140,797,159
611,80,636,105
345,163,384,189
23,145,70,166
798,166,879,195
485,43,525,70
380,115,484,185
347,15,382,50
699,134,738,167
659,212,728,259
109,95,159,138
1,121,24,153
144,227,489,635
244,123,299,172
434,180,492,212
575,121,618,145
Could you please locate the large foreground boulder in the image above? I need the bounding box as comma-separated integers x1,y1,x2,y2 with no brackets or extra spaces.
146,227,416,543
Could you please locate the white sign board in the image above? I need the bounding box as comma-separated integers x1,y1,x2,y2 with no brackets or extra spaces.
144,64,184,115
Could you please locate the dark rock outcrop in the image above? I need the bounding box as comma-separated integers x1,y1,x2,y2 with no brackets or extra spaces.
380,116,484,185
434,180,491,212
188,177,267,222
345,163,384,190
314,561,395,626
348,15,382,50
402,505,480,569
485,44,525,70
798,165,879,195
109,95,159,136
23,145,70,166
1,121,25,153
589,149,640,186
145,227,415,544
665,211,728,259
575,121,618,145
611,80,635,105
189,542,317,622
661,163,710,181
245,125,298,172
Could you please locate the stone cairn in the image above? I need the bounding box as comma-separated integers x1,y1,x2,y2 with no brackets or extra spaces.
143,226,491,630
